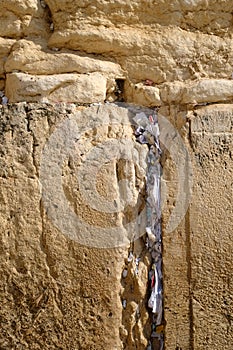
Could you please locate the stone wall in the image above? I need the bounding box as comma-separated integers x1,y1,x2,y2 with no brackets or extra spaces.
0,1,232,349
1,0,233,106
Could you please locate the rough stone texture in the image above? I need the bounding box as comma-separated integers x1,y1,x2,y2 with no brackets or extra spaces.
160,79,233,105
161,104,233,350
0,103,152,349
0,1,233,349
5,40,124,77
6,72,108,103
1,101,232,349
0,0,49,38
125,83,161,107
0,0,38,37
189,105,233,349
46,0,233,36
0,0,232,105
161,109,192,350
0,38,15,89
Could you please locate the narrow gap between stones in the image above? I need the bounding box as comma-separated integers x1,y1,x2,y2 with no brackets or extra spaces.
134,110,164,350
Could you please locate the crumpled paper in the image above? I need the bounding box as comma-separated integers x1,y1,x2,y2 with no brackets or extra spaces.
134,110,164,349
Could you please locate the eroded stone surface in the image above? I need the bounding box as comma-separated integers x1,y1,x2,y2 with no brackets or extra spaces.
48,26,233,84
0,38,15,78
46,0,233,36
189,105,233,349
5,40,124,77
160,79,233,105
0,103,152,349
1,101,233,349
0,1,232,105
6,72,108,103
0,0,233,349
124,82,161,107
0,0,49,38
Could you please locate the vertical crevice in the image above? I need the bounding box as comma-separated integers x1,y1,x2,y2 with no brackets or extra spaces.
115,79,125,102
25,112,39,178
186,117,194,350
185,208,194,350
134,110,164,350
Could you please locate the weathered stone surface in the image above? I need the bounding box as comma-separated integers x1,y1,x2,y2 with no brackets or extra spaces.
161,104,233,350
182,79,233,104
6,72,108,103
124,82,161,107
162,217,191,350
189,104,233,349
48,26,233,85
0,1,232,106
0,38,15,78
0,103,151,349
46,0,233,36
1,100,233,349
5,40,125,77
0,0,47,38
161,111,192,350
160,79,233,104
0,0,233,349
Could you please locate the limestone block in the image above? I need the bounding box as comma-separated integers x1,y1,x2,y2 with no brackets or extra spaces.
189,104,233,349
0,99,232,349
0,1,232,102
124,82,161,107
161,103,233,350
161,116,192,350
5,72,107,103
0,12,22,37
160,81,185,104
1,0,38,14
0,0,38,37
162,219,191,350
48,25,233,84
46,0,233,35
5,40,125,78
190,104,233,133
182,79,233,104
0,103,150,349
0,38,15,77
45,0,233,84
160,79,233,105
0,1,232,349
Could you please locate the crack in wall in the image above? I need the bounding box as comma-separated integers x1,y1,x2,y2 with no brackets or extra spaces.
185,208,194,350
134,111,164,350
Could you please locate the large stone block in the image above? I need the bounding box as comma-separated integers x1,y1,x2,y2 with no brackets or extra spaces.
189,104,233,349
5,39,124,77
0,103,151,349
0,0,233,105
124,82,161,107
0,38,15,81
5,72,108,103
46,0,233,35
48,26,233,84
0,0,38,37
0,0,232,348
160,79,233,105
